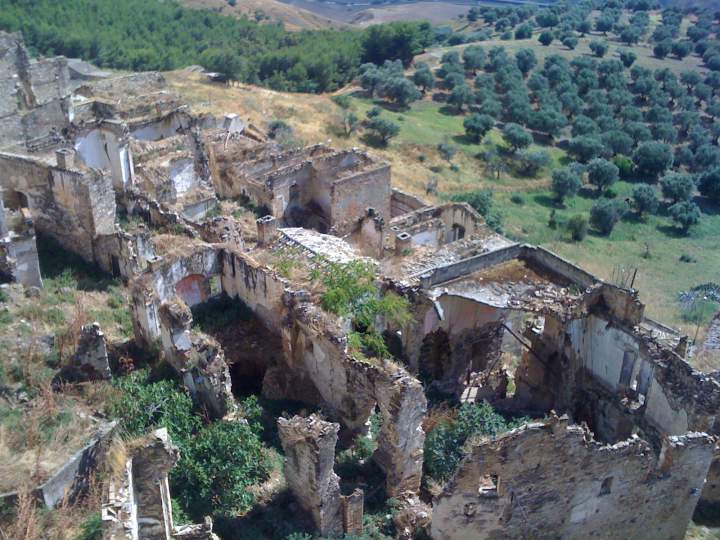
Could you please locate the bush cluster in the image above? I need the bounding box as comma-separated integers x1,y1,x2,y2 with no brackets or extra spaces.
109,372,271,520
318,261,411,360
424,401,527,482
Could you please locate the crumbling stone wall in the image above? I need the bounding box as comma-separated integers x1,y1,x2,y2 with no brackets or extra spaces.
390,188,427,218
272,302,427,496
407,293,508,397
0,199,42,287
329,163,391,237
0,153,116,263
432,416,714,540
373,371,427,495
84,71,167,100
0,32,71,148
131,245,221,343
131,429,180,540
74,322,111,380
514,311,720,444
389,203,487,249
220,247,289,329
93,229,156,280
158,300,233,419
102,428,218,540
208,143,390,236
74,122,135,192
278,415,344,537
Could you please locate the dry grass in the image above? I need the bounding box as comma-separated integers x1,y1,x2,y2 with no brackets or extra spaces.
0,489,40,540
0,473,104,540
180,0,345,30
105,436,129,485
152,233,206,258
422,403,458,434
351,2,468,26
692,351,720,374
55,304,89,364
165,72,446,200
0,384,96,492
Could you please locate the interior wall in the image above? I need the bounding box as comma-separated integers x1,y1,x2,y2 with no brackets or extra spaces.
75,129,112,171
131,114,186,141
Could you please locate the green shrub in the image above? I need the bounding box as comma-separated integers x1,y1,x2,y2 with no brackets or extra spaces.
365,117,400,146
332,94,352,109
109,371,271,520
76,513,103,540
603,188,618,199
566,214,588,241
171,419,270,518
319,261,411,360
510,194,525,205
424,402,526,482
590,200,627,236
613,155,634,180
681,298,719,325
450,189,492,216
268,120,292,139
450,190,503,233
669,201,701,234
366,106,382,119
108,371,202,441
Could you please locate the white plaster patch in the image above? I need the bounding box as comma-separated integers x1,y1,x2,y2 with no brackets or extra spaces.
170,159,197,198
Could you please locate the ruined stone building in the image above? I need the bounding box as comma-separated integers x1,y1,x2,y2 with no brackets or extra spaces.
1,31,719,539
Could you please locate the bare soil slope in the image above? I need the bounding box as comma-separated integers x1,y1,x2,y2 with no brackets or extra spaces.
181,0,345,30
351,2,468,26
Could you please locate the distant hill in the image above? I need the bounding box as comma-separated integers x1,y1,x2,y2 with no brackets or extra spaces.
350,2,470,26
181,0,345,30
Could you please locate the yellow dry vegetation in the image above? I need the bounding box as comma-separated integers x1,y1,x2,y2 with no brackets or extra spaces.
180,0,344,30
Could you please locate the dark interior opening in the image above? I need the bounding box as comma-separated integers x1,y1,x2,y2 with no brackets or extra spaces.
191,294,284,397
419,329,451,383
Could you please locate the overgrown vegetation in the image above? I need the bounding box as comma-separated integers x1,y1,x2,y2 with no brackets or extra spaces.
108,370,271,520
424,401,528,483
317,261,411,360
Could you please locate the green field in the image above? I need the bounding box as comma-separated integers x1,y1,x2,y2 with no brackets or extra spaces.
494,184,720,333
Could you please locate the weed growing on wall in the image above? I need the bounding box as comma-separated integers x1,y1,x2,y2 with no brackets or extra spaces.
317,261,411,360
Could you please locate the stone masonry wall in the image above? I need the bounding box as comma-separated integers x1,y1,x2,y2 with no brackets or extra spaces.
0,153,116,263
278,415,343,537
330,165,391,236
432,416,714,540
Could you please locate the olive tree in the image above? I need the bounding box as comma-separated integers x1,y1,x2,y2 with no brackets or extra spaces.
587,158,619,193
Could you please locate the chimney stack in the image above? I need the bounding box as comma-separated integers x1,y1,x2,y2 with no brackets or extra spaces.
256,215,278,246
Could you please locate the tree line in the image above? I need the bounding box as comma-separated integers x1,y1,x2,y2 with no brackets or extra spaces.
0,0,433,93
